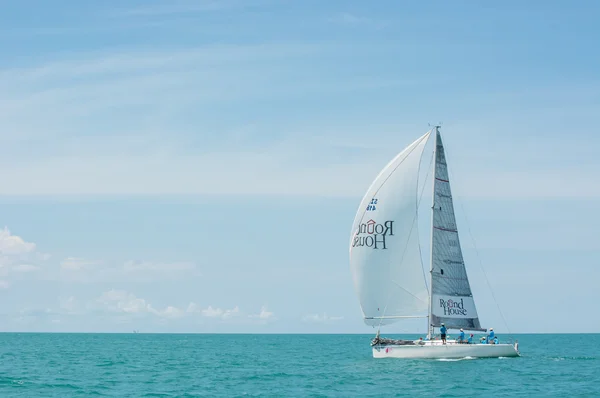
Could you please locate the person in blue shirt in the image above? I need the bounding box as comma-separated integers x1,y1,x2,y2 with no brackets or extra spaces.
487,328,495,343
440,323,447,344
458,328,465,343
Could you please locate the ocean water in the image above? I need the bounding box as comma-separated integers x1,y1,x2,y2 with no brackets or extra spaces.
0,333,599,397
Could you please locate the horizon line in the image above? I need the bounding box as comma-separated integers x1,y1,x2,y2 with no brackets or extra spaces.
1,331,597,335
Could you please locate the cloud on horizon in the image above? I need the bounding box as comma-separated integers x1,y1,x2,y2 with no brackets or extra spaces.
302,313,344,324
0,227,280,330
0,227,50,288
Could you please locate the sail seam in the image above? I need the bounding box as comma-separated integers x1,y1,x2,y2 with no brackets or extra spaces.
433,276,470,281
433,226,457,232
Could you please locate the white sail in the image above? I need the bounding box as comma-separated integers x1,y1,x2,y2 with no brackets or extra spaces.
429,129,485,331
349,131,431,326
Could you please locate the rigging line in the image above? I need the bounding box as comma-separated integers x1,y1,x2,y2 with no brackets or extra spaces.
458,198,513,335
389,279,428,304
444,144,513,338
377,131,435,329
417,146,435,295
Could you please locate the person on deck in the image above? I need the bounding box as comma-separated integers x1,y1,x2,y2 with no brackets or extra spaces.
487,328,495,343
458,328,465,343
440,323,447,344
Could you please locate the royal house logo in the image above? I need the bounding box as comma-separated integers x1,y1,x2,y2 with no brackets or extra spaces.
352,219,394,250
438,298,468,316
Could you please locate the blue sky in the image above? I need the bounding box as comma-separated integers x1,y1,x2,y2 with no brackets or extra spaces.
0,0,598,334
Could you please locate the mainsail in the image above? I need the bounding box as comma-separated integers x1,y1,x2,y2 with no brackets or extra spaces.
429,129,485,331
349,131,431,326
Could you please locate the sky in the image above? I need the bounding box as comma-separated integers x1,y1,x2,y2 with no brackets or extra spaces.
0,0,599,334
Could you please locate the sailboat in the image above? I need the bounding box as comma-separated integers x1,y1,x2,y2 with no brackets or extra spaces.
349,126,520,359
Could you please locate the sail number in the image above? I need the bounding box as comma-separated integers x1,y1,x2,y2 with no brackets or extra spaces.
366,198,378,211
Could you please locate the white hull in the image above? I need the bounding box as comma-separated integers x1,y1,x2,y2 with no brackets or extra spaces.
372,340,520,359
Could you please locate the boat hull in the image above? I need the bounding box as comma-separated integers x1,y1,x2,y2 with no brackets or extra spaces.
372,341,520,359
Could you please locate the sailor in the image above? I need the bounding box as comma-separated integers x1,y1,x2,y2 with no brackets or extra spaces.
458,328,465,343
440,323,447,345
487,328,495,343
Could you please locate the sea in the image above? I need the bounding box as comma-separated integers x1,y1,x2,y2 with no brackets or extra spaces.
0,333,598,397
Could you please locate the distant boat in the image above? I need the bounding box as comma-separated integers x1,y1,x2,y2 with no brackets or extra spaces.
349,126,520,359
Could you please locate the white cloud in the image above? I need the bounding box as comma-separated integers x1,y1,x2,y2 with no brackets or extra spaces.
12,294,284,331
250,305,274,320
160,306,185,319
200,305,240,319
61,257,100,271
96,289,200,319
97,289,155,315
201,306,222,317
186,302,200,313
17,293,189,323
0,227,36,255
53,296,270,323
186,302,262,320
0,227,46,286
302,313,344,323
222,306,241,319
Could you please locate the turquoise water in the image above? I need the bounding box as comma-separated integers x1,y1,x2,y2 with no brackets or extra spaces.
1,333,599,397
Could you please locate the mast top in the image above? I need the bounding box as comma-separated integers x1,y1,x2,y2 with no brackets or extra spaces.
428,122,442,133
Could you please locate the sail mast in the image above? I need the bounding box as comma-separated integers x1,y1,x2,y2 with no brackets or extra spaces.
426,125,439,339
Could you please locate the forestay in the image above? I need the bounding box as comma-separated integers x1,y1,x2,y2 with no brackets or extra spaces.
349,131,431,326
429,130,485,331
